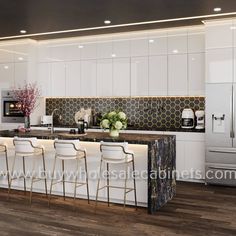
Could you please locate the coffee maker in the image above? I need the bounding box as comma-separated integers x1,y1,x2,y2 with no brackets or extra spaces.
77,119,88,134
195,110,205,129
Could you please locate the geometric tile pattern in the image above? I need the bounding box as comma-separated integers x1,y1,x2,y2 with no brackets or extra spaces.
46,96,205,130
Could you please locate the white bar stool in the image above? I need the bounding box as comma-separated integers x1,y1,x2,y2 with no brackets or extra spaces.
48,139,90,207
95,141,137,209
8,137,48,204
0,142,10,188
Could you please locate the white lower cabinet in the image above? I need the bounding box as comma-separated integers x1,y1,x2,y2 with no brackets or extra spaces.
81,60,97,96
164,132,205,182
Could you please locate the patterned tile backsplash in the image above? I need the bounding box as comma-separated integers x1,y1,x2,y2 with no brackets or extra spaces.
46,97,205,130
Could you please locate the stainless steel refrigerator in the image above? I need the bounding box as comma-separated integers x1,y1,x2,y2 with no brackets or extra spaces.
206,83,236,186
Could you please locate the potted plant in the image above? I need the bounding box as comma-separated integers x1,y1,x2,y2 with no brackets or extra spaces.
100,111,127,137
13,82,40,131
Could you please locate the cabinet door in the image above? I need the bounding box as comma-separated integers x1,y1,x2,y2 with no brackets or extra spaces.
131,56,148,96
113,58,130,96
188,53,205,95
37,63,51,96
81,60,97,96
0,63,14,89
97,41,113,59
97,59,112,96
168,54,188,95
14,44,29,62
206,48,233,83
168,30,187,54
149,55,167,96
51,62,66,96
188,29,205,53
148,32,168,55
234,48,236,83
14,62,28,87
66,61,81,96
205,20,233,49
113,39,130,58
176,140,186,180
0,45,14,63
81,42,97,60
130,38,148,57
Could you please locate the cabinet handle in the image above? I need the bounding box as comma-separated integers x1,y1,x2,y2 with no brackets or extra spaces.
209,149,236,154
208,166,236,171
230,85,235,138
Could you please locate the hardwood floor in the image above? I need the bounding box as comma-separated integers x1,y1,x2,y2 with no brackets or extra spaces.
0,182,236,236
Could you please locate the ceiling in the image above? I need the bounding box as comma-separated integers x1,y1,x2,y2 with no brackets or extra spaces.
0,0,236,40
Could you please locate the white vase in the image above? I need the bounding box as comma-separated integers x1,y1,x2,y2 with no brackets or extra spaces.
109,129,119,137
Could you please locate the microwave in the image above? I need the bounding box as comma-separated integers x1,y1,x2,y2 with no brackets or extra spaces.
1,90,24,123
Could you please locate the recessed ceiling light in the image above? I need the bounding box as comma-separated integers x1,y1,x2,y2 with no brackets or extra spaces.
18,57,23,61
172,49,178,54
214,7,221,12
201,20,205,24
20,30,27,34
104,20,111,25
78,45,84,49
149,39,154,43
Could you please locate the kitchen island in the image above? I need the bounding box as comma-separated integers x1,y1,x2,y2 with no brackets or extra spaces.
0,130,176,214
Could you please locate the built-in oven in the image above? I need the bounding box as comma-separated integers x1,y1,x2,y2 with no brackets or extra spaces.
1,90,24,123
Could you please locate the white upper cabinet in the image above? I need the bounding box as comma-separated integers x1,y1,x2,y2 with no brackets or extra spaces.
37,44,51,62
66,61,81,96
206,48,233,83
80,41,97,60
234,48,236,83
97,59,113,96
131,56,148,96
37,63,51,96
168,54,188,95
167,29,187,54
14,62,28,87
97,41,113,59
51,62,66,96
0,45,14,63
113,38,130,58
81,60,97,96
0,63,14,89
148,31,168,55
234,20,236,46
205,19,233,49
113,58,130,96
149,55,168,96
65,44,81,61
50,44,66,62
188,53,205,95
130,36,148,56
188,28,205,53
14,43,29,62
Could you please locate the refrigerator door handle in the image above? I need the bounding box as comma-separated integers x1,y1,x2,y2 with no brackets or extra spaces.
230,85,235,138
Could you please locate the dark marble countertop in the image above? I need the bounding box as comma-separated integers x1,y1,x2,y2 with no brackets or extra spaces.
0,129,174,145
31,125,205,133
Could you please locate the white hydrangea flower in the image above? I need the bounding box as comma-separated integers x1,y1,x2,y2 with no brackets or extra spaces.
101,119,110,129
108,111,116,118
118,111,126,120
114,121,123,130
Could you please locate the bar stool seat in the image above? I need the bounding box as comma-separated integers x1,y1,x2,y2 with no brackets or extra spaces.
48,139,90,207
0,142,10,188
8,137,48,204
95,141,137,209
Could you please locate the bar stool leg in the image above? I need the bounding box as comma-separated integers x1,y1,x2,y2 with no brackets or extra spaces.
132,159,137,210
84,153,90,204
22,156,26,194
42,152,48,196
95,159,103,208
107,163,110,207
73,158,79,209
123,162,128,209
8,154,16,199
30,158,36,205
62,159,65,200
48,156,57,206
5,149,10,189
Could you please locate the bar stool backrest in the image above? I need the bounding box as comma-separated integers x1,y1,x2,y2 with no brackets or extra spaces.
54,139,80,158
100,141,128,161
13,137,38,154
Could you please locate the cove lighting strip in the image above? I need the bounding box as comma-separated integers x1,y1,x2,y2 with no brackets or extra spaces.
0,12,236,40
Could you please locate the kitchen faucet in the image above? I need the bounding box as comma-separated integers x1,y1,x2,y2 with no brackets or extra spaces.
50,108,62,134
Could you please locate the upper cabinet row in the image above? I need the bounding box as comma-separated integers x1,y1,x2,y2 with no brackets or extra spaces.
205,19,236,83
37,28,205,62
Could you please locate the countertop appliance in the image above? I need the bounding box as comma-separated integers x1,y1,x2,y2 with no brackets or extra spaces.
195,110,205,129
77,119,88,134
181,108,194,129
1,90,24,123
206,84,236,186
41,115,52,125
